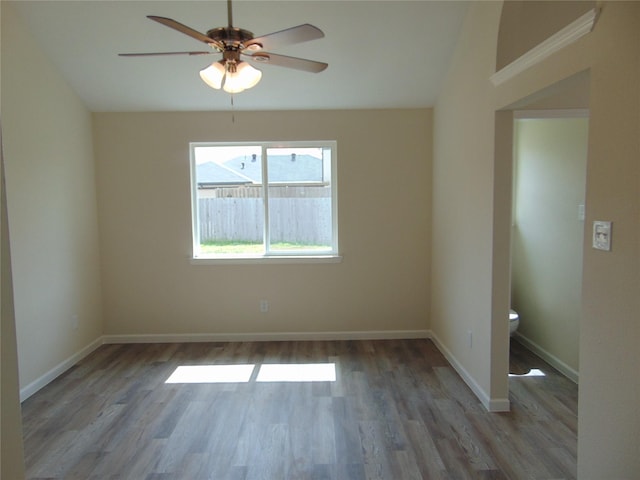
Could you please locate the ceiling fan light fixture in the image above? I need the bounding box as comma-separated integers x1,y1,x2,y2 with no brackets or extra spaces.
199,61,226,89
245,43,263,52
123,2,327,95
223,61,262,93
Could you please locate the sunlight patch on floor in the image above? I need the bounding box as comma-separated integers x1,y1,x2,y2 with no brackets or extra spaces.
165,364,255,383
257,363,337,382
509,368,546,377
165,363,337,383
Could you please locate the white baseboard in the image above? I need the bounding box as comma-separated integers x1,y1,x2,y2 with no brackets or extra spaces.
20,330,521,414
24,329,524,413
20,330,431,400
102,329,432,344
513,333,579,384
430,332,510,413
20,337,103,402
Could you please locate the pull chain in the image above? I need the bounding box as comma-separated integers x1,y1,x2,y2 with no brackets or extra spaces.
230,94,235,123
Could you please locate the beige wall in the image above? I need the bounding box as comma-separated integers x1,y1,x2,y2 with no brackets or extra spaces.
93,109,431,337
432,2,506,410
1,4,103,392
511,116,588,378
434,1,640,477
4,1,639,477
0,6,26,478
1,134,26,479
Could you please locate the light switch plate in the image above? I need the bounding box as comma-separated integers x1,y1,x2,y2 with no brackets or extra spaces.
593,221,612,251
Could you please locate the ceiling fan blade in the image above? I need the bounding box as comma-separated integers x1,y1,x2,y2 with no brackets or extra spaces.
147,16,221,48
244,52,328,73
245,24,324,51
119,51,213,57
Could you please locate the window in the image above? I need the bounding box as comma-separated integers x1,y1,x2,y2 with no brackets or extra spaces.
190,141,338,261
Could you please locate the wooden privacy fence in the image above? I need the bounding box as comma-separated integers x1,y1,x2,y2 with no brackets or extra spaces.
198,197,332,245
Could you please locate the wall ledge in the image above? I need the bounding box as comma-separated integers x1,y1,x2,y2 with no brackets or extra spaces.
514,109,589,119
491,8,598,86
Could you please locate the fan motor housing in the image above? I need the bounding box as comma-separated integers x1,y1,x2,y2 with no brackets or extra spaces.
206,27,255,48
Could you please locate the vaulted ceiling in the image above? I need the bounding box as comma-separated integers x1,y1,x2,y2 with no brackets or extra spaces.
9,1,469,112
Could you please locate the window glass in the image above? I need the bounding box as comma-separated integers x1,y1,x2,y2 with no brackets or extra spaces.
191,142,337,258
267,147,333,253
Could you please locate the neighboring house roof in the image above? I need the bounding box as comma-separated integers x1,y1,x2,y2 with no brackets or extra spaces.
198,154,325,186
196,161,253,187
224,154,324,183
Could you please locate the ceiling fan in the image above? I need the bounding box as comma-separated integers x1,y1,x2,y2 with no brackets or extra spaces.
119,0,328,94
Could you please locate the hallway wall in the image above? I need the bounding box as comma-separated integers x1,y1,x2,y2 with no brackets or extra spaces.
434,1,640,476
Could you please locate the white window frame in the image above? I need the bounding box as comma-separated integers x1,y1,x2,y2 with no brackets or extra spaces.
190,141,340,264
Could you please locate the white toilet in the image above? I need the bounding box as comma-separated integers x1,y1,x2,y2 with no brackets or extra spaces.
509,309,520,336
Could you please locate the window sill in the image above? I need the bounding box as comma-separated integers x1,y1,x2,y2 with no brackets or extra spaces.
190,254,343,265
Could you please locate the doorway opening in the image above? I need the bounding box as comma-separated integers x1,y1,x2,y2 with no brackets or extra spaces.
510,111,588,383
493,70,590,400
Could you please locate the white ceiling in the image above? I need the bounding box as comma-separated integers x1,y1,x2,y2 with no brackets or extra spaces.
10,0,469,112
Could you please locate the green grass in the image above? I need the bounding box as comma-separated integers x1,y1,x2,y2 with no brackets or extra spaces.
200,240,330,254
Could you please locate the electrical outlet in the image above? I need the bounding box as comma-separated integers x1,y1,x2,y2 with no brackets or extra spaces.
72,314,79,330
260,300,269,313
467,330,473,348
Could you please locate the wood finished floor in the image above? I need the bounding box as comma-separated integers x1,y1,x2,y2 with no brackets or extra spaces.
21,339,578,480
